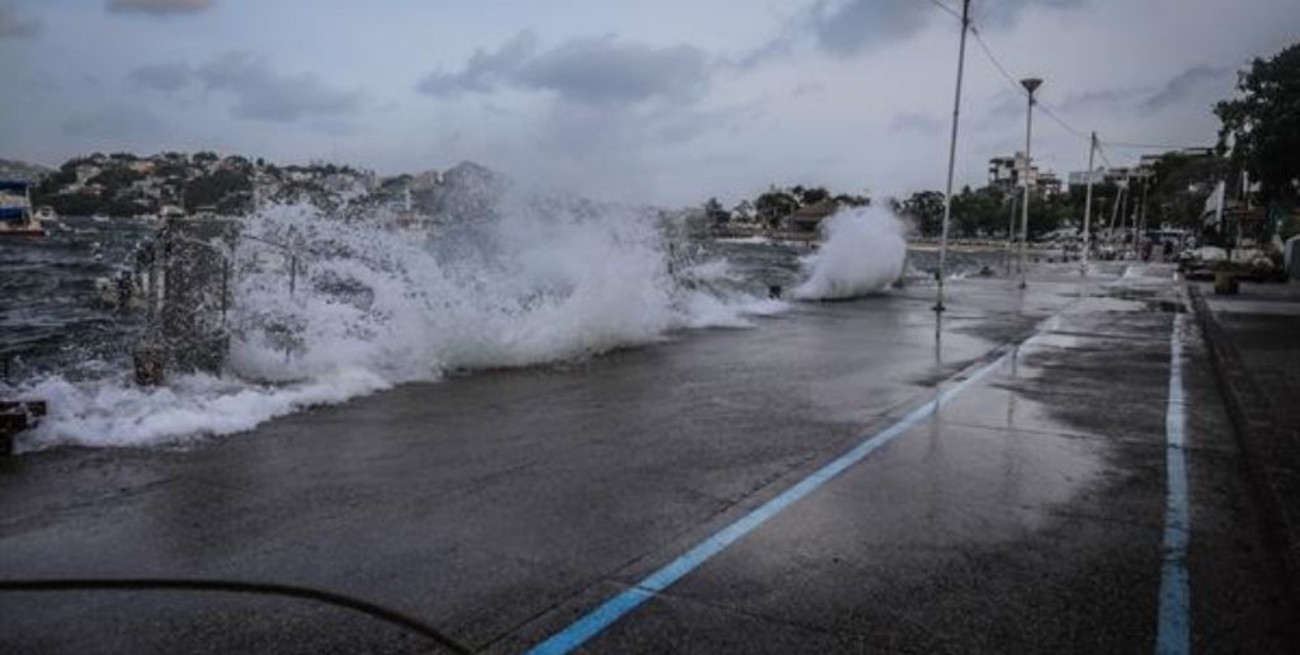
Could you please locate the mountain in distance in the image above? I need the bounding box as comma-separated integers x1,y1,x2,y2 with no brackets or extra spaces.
0,158,52,183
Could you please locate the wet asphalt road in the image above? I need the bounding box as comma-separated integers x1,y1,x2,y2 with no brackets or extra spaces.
1,265,1295,654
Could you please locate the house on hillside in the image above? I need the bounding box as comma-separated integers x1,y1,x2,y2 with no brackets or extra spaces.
787,199,839,233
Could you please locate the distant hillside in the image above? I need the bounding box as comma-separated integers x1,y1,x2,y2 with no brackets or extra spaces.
23,151,516,222
0,158,52,183
30,151,377,217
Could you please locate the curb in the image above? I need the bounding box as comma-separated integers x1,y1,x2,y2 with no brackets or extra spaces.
1188,284,1300,610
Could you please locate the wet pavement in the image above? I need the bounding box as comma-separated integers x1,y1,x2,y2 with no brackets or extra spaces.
1195,279,1300,619
2,265,1296,654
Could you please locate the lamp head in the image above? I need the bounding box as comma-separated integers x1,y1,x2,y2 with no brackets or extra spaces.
1020,77,1043,95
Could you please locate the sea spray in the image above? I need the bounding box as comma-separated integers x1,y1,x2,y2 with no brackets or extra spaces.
793,206,907,300
12,194,783,451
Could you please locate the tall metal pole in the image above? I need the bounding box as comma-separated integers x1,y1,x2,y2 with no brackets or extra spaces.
935,0,971,313
1137,175,1149,257
1080,131,1096,275
1120,176,1131,258
1108,182,1125,252
1005,194,1017,275
1018,78,1042,290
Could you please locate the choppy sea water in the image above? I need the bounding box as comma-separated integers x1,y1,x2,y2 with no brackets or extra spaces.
1,216,154,383
1,206,998,452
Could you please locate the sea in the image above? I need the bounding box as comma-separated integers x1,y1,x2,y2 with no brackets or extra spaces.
1,205,998,453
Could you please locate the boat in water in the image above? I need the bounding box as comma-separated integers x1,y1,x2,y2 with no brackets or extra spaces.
0,180,47,238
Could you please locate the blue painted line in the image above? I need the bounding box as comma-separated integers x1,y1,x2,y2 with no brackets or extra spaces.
525,344,1020,655
1156,313,1191,655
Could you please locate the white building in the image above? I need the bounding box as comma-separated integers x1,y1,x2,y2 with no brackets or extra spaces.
989,153,1059,196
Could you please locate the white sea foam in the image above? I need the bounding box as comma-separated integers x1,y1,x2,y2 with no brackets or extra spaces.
793,207,906,300
12,196,782,451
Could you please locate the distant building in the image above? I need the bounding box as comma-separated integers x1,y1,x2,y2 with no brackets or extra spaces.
1070,147,1211,190
787,199,839,233
1038,171,1062,196
1068,169,1105,188
1067,163,1157,194
989,153,1059,196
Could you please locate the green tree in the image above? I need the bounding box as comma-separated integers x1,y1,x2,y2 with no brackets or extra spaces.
1145,153,1227,230
796,186,830,206
1026,194,1072,238
833,193,870,208
184,169,252,213
48,191,103,216
1215,42,1300,205
703,197,730,226
731,199,755,222
87,167,144,190
952,186,1007,237
755,189,799,229
896,190,945,236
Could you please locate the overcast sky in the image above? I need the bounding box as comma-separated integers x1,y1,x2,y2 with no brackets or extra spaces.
2,0,1297,206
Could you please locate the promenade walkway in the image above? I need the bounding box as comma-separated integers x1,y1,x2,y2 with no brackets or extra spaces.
1,266,1295,654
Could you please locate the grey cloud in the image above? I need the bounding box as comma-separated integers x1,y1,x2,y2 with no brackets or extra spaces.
890,112,945,133
1055,87,1140,113
418,32,711,106
975,0,1087,30
128,62,193,92
518,36,709,105
740,0,1086,63
653,104,759,144
106,0,214,16
63,104,165,137
417,31,538,97
420,33,753,167
308,118,364,138
195,52,360,122
811,0,931,57
0,1,41,38
1141,65,1231,113
969,90,1029,133
533,102,737,159
721,3,811,72
728,31,799,71
792,82,825,97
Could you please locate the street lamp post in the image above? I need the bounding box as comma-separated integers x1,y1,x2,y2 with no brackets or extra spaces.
934,0,972,313
1018,77,1042,290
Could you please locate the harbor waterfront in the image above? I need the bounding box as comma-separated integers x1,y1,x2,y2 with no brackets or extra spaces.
3,2,1299,653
